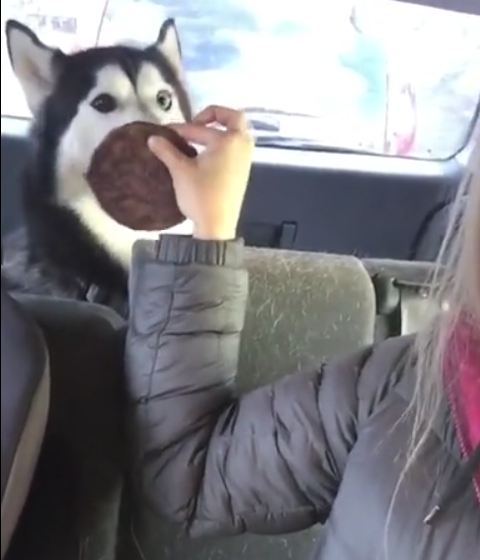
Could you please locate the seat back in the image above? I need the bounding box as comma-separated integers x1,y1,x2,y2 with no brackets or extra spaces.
4,296,125,560
1,286,49,559
124,248,376,560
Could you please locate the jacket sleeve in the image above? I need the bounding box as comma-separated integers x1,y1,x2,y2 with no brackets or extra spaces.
126,235,370,538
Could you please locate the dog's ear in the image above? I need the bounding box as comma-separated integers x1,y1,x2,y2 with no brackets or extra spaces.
154,19,183,75
6,20,63,114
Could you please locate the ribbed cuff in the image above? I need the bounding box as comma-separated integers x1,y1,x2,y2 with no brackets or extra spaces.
134,236,244,268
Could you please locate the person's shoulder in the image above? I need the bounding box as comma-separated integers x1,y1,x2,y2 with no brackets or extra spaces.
320,335,415,419
356,335,415,414
361,335,414,380
325,335,413,382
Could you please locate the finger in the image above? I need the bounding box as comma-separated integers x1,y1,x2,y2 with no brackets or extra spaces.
168,123,222,147
148,136,191,174
193,105,248,132
193,105,248,131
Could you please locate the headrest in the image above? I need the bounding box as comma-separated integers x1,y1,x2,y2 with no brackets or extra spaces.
240,248,376,390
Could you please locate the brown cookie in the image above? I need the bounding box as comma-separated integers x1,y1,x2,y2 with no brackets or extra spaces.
86,121,196,231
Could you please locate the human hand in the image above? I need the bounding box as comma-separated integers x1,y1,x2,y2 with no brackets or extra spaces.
148,105,253,240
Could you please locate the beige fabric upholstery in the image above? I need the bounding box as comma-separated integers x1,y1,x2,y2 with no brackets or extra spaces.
1,370,49,559
5,297,124,560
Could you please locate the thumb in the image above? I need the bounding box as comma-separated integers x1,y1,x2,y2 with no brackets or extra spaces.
148,136,191,178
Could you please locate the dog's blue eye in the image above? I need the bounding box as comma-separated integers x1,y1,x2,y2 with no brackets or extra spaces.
91,94,117,113
156,90,172,111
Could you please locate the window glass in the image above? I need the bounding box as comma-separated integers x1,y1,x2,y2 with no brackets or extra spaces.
2,0,479,159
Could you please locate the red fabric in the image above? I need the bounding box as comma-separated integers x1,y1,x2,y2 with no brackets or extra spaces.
445,319,480,502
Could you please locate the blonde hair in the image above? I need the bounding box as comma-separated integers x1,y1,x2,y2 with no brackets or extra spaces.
384,117,480,555
410,118,480,465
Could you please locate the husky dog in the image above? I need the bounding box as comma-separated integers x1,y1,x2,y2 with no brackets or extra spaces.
2,19,192,316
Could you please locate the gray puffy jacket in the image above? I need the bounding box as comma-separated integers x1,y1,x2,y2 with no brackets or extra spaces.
126,236,479,560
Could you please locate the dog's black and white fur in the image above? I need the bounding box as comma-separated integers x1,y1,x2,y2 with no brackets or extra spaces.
2,19,193,316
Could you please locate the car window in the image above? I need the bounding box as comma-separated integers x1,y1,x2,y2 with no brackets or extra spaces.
1,0,479,159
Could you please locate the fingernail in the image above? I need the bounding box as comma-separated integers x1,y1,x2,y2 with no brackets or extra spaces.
148,136,162,150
